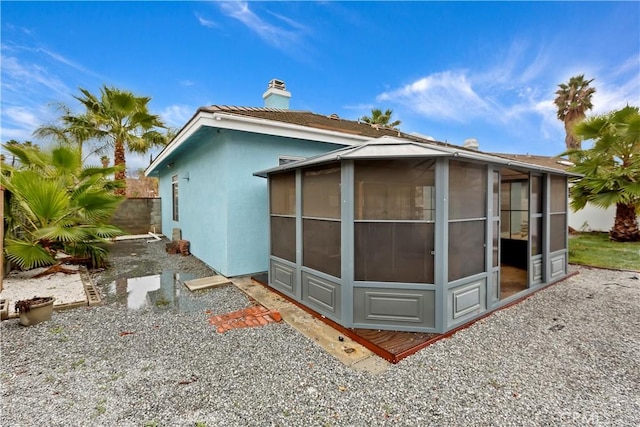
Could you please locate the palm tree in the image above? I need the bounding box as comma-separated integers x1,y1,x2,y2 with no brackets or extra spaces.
2,140,37,167
55,86,167,195
33,104,92,158
360,108,401,129
1,143,125,269
570,105,640,242
554,75,596,151
100,156,110,168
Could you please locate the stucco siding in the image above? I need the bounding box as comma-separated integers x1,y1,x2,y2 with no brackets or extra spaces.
158,128,344,277
159,132,229,273
224,131,344,276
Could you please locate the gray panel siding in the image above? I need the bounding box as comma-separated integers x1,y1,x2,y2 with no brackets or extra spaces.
301,272,341,318
354,288,435,328
492,271,500,302
550,253,566,279
447,279,487,327
453,285,481,319
531,257,543,285
270,260,296,296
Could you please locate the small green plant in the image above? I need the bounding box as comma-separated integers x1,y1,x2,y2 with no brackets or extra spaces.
154,293,170,307
71,359,85,369
95,398,107,415
143,421,159,427
195,422,207,427
382,403,394,417
109,373,124,381
488,379,506,389
50,326,64,334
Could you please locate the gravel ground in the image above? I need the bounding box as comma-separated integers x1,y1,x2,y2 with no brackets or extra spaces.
1,239,639,426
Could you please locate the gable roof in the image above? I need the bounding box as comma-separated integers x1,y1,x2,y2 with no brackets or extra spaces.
146,106,423,175
199,106,413,139
490,152,575,171
146,105,576,178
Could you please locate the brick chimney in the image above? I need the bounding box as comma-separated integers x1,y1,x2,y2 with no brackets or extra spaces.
263,79,291,109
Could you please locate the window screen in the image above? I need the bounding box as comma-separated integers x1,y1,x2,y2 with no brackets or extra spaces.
550,175,567,252
270,172,296,215
449,160,486,220
355,223,435,283
302,164,341,277
448,161,487,281
449,220,486,281
355,159,435,221
270,171,296,262
550,175,567,213
354,159,436,284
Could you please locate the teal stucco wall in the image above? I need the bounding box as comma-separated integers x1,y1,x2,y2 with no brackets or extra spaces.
158,128,343,276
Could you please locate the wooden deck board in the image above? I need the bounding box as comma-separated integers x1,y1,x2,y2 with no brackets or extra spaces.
350,328,440,356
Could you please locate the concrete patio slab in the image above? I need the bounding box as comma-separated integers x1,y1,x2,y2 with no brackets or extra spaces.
184,275,232,291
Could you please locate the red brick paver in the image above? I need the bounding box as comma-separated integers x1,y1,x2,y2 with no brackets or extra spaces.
207,304,283,333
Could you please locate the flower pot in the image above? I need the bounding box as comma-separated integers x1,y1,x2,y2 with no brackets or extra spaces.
16,297,55,326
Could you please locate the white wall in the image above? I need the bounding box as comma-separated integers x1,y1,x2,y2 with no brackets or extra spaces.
569,203,615,232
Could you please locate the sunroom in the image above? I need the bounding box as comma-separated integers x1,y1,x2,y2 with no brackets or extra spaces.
255,137,576,334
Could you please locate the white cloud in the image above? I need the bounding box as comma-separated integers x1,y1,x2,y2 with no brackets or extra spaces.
370,37,638,152
1,127,34,142
195,12,218,28
342,103,375,111
3,106,40,129
533,99,562,140
160,104,194,127
217,1,303,50
378,71,493,123
1,55,70,98
266,10,310,33
179,80,195,87
0,105,56,143
591,55,640,114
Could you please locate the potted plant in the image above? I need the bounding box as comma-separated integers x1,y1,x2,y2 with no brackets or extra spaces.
14,296,55,326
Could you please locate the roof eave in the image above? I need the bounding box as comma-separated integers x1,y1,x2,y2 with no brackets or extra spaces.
145,110,371,176
255,140,582,178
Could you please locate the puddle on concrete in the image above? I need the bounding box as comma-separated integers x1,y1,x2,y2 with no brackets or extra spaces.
104,270,211,313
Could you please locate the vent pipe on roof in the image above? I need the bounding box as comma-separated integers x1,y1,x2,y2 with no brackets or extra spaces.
263,79,291,109
463,138,479,150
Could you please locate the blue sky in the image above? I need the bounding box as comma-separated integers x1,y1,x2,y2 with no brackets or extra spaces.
1,1,639,172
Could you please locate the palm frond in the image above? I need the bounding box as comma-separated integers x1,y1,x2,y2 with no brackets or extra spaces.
4,239,56,270
34,225,91,243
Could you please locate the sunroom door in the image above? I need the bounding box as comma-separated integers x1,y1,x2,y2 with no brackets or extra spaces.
529,174,543,286
499,169,529,300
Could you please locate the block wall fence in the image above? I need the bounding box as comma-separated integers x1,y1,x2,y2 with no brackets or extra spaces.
110,198,162,235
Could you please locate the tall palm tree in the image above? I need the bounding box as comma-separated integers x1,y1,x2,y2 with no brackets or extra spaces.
1,143,124,269
570,105,640,242
61,86,167,195
360,108,401,129
554,75,596,151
